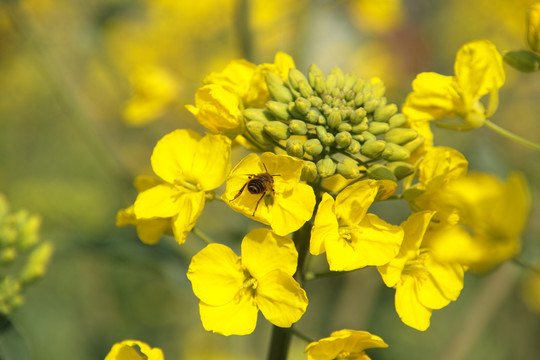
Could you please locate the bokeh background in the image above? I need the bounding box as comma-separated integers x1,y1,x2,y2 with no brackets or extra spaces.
1,0,539,359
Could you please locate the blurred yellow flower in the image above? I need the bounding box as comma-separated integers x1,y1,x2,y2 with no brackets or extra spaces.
304,329,388,360
425,172,530,272
403,40,505,131
116,176,171,245
522,268,540,313
105,340,164,360
222,152,315,236
187,229,308,335
122,66,178,126
310,180,403,271
134,130,231,244
378,211,465,331
348,0,404,33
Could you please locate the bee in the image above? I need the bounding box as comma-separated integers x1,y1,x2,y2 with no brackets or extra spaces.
232,164,279,216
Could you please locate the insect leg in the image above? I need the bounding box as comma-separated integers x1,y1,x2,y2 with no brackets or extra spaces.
252,191,266,216
233,183,248,201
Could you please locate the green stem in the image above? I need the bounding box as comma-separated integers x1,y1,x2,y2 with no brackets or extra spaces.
513,257,540,273
484,119,540,150
304,269,358,281
288,327,314,343
191,227,214,244
235,0,253,61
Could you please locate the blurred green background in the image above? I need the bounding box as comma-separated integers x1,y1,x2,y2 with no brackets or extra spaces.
0,0,539,359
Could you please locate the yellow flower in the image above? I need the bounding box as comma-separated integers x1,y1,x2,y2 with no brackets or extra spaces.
304,329,388,360
186,52,295,138
116,176,171,245
404,146,468,224
425,172,530,272
187,229,308,336
222,152,315,236
403,40,505,130
521,266,540,313
134,129,231,244
311,180,403,271
123,66,178,126
105,340,164,360
378,211,466,331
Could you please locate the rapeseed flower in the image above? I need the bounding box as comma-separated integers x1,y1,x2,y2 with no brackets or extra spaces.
304,329,388,360
105,340,164,360
310,180,403,271
133,129,231,244
425,172,530,272
187,229,308,335
403,40,505,131
116,176,171,245
222,152,315,236
378,211,465,331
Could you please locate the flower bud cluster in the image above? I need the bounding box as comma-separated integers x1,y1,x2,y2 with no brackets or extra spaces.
244,65,422,181
0,195,53,315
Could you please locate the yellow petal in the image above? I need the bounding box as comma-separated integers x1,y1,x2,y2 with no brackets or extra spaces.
269,183,316,236
256,269,308,328
395,276,432,331
105,340,164,360
134,184,185,219
203,59,257,98
310,193,338,255
335,180,381,225
305,330,388,360
416,254,464,309
150,129,200,184
191,133,231,191
171,191,205,244
136,218,171,245
187,244,244,306
241,229,298,278
199,296,258,336
402,72,458,122
260,152,304,190
454,40,505,104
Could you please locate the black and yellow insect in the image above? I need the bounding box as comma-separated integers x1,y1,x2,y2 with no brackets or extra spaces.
232,164,279,216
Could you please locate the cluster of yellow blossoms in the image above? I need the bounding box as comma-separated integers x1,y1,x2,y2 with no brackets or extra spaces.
111,38,531,359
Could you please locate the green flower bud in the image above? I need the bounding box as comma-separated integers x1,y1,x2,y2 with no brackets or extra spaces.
368,122,390,135
289,119,308,135
264,121,290,141
335,131,352,148
20,242,54,285
386,161,415,180
363,98,380,113
388,114,407,128
346,139,361,154
330,67,345,88
320,133,335,147
353,80,365,93
366,164,397,182
337,122,352,132
343,74,358,92
243,108,274,123
308,95,323,108
360,140,386,158
350,108,367,124
373,104,398,122
301,160,318,182
317,157,337,177
308,64,326,87
294,97,312,116
327,110,342,129
313,76,326,94
527,3,540,53
288,68,309,90
288,102,304,119
352,134,364,142
402,134,425,153
354,92,365,107
298,80,314,98
385,128,418,145
344,89,356,101
337,158,360,179
351,121,368,134
286,139,305,158
318,116,327,125
304,138,324,156
326,73,338,90
247,121,274,145
361,131,376,142
382,142,411,161
306,108,322,124
316,125,327,138
266,71,294,103
266,101,291,120
503,50,540,73
0,247,16,265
